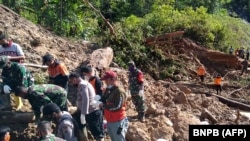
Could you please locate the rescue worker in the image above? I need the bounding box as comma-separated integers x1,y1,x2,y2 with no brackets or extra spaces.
0,125,11,141
37,121,66,141
128,61,146,122
229,46,234,55
69,72,104,141
99,70,129,141
81,66,103,96
0,34,25,62
246,48,250,60
197,65,206,82
0,56,34,110
240,58,248,75
42,103,78,141
42,54,69,89
0,34,25,110
14,84,68,121
214,74,223,95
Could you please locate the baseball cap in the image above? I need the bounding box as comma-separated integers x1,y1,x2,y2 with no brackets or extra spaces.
42,54,54,65
0,56,8,68
101,70,117,80
42,103,60,116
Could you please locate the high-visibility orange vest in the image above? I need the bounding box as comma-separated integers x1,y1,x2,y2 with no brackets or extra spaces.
198,66,205,76
214,77,222,85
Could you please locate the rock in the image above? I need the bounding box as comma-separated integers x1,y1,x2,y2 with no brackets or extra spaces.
151,126,174,141
173,112,201,141
89,47,113,70
176,85,192,94
146,103,157,114
174,92,187,104
127,124,151,141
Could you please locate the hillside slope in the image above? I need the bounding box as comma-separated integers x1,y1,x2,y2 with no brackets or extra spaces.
0,4,89,70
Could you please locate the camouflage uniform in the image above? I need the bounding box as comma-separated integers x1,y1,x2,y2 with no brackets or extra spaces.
2,62,34,89
25,84,67,118
129,68,146,113
0,62,33,109
40,134,66,141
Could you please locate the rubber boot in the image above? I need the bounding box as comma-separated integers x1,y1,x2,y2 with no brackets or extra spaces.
138,112,145,122
81,126,89,141
14,95,23,110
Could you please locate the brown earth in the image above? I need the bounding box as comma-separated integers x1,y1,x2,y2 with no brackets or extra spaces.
0,4,250,141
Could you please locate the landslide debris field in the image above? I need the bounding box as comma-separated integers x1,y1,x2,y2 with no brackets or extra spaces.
0,4,250,141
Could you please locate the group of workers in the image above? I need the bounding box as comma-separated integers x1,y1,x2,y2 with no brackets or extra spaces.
0,33,147,141
197,61,248,95
229,46,250,60
197,65,223,94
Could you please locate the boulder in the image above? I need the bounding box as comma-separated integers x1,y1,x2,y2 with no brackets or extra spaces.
174,92,187,104
151,126,174,141
176,85,191,94
127,124,151,141
173,112,200,141
89,47,113,70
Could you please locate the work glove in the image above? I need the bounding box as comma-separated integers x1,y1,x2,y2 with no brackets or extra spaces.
3,85,11,94
139,90,144,97
94,95,101,101
80,114,86,125
90,100,103,109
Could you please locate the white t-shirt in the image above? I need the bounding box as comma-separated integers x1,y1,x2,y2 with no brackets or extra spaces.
0,42,24,56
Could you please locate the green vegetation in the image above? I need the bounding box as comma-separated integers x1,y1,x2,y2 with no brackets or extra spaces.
1,0,250,79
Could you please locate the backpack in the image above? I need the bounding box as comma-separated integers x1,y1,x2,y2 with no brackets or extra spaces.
58,116,84,141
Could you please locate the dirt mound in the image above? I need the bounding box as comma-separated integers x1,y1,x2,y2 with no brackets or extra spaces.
0,5,89,70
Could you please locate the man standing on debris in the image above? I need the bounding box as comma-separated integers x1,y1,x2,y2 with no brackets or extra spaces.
0,34,26,110
37,120,66,141
81,66,103,96
197,65,206,82
42,103,77,141
229,46,234,55
0,56,34,110
14,84,68,121
99,70,129,141
246,48,250,60
42,54,69,89
214,74,223,95
240,58,248,75
128,61,146,122
69,72,104,141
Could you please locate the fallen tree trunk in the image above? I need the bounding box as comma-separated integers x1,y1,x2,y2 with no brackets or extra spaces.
228,86,248,96
206,93,250,111
0,106,78,124
200,109,218,124
0,111,35,124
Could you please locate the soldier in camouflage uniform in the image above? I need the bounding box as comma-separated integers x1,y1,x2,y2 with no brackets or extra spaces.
15,84,68,120
128,61,146,122
0,56,34,110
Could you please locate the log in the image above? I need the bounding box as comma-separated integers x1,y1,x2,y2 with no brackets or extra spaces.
228,86,248,96
0,111,35,124
206,93,250,111
200,109,218,124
